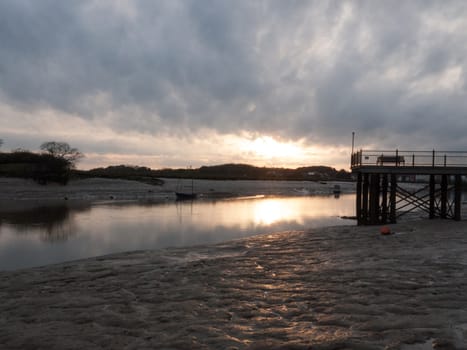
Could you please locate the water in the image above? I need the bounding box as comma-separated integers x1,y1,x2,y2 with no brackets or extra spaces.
0,194,355,270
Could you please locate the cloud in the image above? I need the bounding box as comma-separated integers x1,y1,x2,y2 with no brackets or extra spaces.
1,0,467,168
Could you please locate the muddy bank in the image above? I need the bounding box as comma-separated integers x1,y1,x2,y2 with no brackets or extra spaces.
1,220,467,349
0,177,355,206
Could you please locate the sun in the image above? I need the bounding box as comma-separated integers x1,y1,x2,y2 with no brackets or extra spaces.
228,133,348,169
241,136,306,161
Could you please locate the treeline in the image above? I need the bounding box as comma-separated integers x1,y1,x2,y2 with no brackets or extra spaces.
0,141,83,185
82,163,352,182
0,151,70,184
191,164,351,181
75,165,164,186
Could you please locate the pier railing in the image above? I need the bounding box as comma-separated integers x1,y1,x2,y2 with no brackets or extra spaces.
351,150,467,168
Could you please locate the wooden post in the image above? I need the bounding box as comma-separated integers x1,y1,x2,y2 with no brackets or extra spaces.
440,174,448,219
362,173,369,224
389,174,397,223
454,175,462,221
381,174,388,223
369,174,380,224
356,173,362,225
429,174,436,219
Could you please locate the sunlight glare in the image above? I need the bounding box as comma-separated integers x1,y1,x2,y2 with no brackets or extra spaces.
253,198,296,225
239,136,307,162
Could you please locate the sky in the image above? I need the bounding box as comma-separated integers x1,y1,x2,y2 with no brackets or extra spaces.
1,0,467,170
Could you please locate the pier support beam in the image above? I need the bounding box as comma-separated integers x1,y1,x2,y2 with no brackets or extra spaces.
440,174,448,219
455,175,462,221
362,173,369,225
389,174,397,224
429,175,435,219
356,173,362,224
369,174,380,224
381,174,388,224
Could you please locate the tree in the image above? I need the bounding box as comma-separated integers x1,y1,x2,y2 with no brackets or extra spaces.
40,141,84,168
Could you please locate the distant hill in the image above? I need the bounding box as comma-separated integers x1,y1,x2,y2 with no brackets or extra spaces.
75,165,164,185
77,163,352,183
0,152,352,185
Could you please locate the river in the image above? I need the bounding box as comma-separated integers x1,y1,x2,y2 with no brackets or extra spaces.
0,194,355,270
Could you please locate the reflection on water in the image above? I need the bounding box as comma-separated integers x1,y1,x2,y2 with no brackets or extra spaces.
0,194,355,270
0,205,91,242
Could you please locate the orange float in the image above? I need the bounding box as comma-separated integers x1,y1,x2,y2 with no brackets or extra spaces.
380,226,391,235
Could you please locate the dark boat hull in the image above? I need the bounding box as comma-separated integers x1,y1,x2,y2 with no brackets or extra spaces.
175,192,197,200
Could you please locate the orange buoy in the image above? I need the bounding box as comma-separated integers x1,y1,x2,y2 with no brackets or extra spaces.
380,226,391,235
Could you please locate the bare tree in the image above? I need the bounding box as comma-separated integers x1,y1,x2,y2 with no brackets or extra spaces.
40,141,84,167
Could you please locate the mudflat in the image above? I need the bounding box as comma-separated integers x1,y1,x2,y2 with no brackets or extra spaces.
0,177,355,205
1,219,467,349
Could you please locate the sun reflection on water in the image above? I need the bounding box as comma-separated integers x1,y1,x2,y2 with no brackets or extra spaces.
253,198,296,225
249,195,352,227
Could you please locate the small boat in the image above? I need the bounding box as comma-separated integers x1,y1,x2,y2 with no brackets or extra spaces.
333,184,341,194
175,170,197,200
175,192,197,200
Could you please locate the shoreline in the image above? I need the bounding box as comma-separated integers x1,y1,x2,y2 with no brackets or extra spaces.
0,177,356,204
1,219,467,349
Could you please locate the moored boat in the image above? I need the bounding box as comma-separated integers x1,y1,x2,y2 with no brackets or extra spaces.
175,192,197,200
333,184,341,194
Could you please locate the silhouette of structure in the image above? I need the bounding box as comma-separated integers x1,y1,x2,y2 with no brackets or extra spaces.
351,150,467,225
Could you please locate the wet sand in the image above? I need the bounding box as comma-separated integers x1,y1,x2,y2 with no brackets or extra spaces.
1,219,467,349
0,177,356,205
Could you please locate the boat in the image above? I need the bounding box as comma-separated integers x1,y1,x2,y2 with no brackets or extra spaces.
332,184,341,194
175,171,197,200
175,192,197,200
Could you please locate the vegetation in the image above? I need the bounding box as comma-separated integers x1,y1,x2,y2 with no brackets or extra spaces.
0,150,70,184
79,163,352,182
0,141,83,185
40,141,83,168
75,165,164,186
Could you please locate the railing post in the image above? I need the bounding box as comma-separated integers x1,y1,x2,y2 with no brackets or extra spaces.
412,154,415,167
395,149,399,166
444,154,447,167
432,149,435,167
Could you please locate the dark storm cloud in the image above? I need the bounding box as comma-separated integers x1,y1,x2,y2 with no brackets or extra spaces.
1,0,467,150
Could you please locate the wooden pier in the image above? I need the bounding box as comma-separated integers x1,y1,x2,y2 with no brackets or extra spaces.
351,150,467,225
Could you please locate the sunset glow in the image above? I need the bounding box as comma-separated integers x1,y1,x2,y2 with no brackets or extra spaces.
2,1,466,170
240,136,306,160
